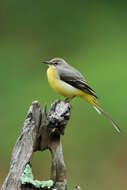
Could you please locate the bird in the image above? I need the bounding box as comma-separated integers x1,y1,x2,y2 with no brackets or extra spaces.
42,57,120,133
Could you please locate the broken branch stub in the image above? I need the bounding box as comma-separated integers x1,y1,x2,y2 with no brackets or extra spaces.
1,100,71,190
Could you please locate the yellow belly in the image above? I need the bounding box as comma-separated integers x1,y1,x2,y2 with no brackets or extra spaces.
46,67,98,106
47,67,79,98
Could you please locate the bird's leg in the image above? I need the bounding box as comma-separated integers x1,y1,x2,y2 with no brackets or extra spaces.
64,96,75,103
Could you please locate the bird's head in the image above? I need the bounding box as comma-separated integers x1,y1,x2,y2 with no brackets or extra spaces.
42,58,68,67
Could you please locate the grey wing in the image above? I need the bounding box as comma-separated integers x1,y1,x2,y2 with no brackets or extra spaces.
57,66,98,98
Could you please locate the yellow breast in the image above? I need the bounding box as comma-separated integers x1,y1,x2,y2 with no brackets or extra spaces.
47,67,78,97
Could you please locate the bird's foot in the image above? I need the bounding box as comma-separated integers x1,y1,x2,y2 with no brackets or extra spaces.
64,96,75,103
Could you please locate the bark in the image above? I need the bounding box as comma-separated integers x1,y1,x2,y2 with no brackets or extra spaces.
1,100,71,190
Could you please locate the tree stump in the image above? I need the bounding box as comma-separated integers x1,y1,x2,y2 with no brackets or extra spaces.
1,100,71,190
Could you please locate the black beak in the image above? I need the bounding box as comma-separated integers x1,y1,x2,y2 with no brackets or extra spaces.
42,61,49,64
40,59,53,65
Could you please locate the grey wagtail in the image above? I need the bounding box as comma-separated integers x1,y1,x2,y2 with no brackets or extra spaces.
42,58,120,133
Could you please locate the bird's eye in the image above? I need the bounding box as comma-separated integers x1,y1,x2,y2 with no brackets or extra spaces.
54,62,58,65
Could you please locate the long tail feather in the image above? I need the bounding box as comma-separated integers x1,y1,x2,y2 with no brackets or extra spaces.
93,105,120,133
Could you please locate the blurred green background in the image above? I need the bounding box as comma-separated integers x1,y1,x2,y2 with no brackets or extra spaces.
1,0,127,189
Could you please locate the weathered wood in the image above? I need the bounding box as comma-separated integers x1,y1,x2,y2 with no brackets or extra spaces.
1,100,71,190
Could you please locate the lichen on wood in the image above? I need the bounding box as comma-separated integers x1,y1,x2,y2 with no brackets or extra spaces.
21,164,54,189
